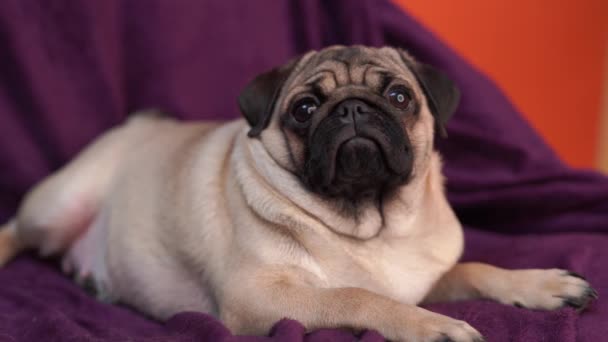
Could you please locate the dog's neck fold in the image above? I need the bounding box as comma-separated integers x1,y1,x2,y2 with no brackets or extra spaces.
232,129,439,240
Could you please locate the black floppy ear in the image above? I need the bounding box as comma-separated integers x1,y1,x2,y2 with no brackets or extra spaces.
399,51,460,138
238,58,300,137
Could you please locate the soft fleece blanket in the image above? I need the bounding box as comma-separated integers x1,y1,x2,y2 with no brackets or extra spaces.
0,1,606,341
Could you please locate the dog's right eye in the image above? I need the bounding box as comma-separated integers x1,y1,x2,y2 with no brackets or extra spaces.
291,97,319,122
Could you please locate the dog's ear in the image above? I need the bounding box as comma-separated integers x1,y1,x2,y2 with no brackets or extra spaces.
398,50,460,138
238,57,300,137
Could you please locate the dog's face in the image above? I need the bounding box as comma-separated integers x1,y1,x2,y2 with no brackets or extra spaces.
239,46,459,201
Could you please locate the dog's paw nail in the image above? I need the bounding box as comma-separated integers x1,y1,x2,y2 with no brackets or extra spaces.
513,301,524,308
561,287,598,311
564,270,586,280
589,287,599,299
563,298,584,309
81,277,99,296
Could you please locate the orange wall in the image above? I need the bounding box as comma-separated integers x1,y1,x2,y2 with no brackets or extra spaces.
394,0,608,168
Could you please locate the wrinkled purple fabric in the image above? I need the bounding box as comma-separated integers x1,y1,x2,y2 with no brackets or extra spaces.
0,1,606,341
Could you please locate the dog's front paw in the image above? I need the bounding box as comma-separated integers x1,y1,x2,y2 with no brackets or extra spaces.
406,311,484,342
497,268,597,311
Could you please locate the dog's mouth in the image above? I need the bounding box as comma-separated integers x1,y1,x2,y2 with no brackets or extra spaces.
304,100,412,199
336,137,383,179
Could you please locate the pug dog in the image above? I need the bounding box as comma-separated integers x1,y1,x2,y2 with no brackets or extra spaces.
0,46,597,342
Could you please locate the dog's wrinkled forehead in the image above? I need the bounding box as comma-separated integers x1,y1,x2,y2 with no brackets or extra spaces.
284,46,417,100
238,45,459,138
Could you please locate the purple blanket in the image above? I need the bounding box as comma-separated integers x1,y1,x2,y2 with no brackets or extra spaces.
0,1,606,341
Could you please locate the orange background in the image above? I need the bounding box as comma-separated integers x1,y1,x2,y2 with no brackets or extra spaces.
394,0,608,169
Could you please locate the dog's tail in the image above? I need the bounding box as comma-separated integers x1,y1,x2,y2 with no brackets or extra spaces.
0,219,23,266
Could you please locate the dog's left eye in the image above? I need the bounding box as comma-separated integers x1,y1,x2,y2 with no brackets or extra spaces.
386,85,412,110
291,97,319,122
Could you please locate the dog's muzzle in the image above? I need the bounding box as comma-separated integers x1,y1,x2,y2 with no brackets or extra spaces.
305,98,412,198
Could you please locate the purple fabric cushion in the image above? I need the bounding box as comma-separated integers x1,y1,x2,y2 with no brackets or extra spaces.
0,0,606,341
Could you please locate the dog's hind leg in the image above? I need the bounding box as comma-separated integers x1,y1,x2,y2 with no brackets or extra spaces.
0,113,163,266
0,157,103,267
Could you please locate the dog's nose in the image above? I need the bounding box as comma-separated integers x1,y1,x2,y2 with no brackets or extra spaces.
332,99,373,123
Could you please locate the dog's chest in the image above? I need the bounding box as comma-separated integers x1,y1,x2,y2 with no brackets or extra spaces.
320,229,462,305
